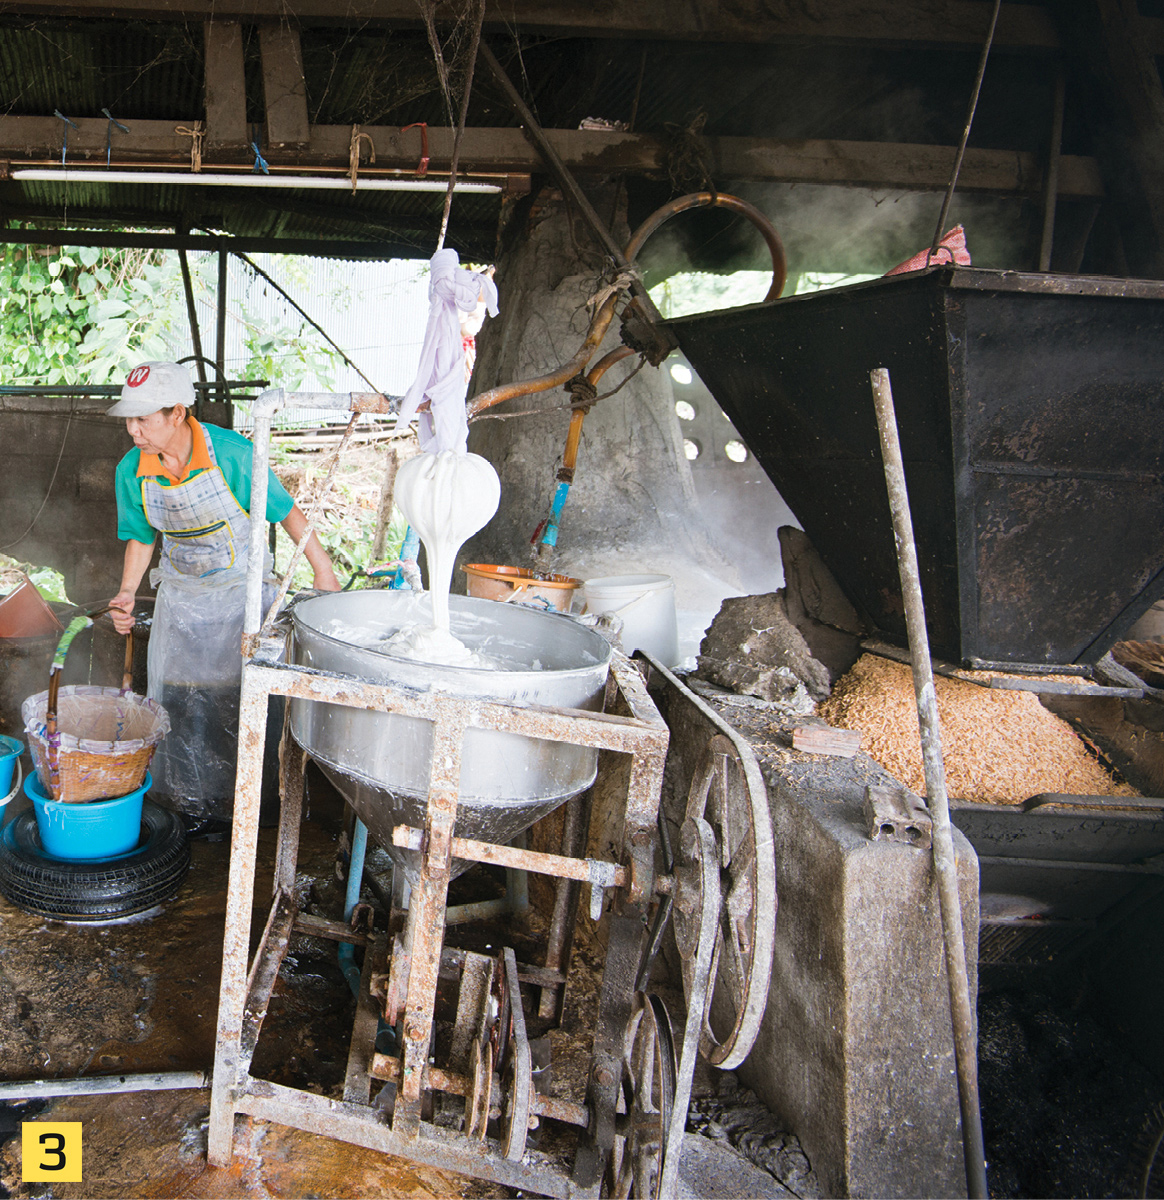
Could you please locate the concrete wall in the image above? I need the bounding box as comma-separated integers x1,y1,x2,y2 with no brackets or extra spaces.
1,398,130,602
465,188,748,659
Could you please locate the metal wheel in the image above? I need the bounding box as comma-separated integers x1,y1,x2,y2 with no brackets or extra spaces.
606,994,676,1199
466,1038,493,1140
683,734,777,1069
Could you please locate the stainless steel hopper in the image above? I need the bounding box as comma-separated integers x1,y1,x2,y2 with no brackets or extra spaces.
289,590,612,879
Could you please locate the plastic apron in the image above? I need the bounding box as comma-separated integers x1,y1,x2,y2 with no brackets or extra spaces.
142,435,274,818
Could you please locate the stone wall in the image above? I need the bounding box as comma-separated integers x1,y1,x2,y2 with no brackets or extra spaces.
1,399,131,602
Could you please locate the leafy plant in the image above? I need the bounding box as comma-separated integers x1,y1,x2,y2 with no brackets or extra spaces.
0,243,184,384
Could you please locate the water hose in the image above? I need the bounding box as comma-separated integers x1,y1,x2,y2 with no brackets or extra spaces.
338,816,370,997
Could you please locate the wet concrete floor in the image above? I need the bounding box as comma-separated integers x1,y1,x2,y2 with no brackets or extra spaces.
0,773,505,1199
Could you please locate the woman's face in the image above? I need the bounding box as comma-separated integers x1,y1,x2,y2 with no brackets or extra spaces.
126,407,185,456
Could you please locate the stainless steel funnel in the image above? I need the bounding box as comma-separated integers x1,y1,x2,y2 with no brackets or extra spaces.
289,591,612,880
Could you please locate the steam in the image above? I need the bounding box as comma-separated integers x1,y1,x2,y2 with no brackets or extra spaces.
634,182,1035,283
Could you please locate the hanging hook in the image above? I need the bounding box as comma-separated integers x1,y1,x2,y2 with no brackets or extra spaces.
53,110,79,166
101,108,130,167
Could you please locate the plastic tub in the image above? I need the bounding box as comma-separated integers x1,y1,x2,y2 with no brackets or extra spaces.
462,563,581,612
0,735,21,802
26,770,150,860
583,574,680,666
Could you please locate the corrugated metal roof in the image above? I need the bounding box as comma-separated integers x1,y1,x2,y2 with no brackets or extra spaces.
0,14,1066,257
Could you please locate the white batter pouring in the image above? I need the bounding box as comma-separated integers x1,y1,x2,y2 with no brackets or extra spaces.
386,449,502,666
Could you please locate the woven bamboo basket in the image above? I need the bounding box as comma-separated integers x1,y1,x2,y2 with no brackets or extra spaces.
21,626,170,803
22,685,170,803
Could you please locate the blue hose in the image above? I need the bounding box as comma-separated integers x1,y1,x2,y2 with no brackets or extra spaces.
338,817,368,997
390,526,421,589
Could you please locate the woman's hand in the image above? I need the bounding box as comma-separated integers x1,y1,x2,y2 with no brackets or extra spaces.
313,564,342,592
109,589,137,635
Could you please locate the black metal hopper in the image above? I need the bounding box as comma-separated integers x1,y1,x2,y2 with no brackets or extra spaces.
670,267,1164,667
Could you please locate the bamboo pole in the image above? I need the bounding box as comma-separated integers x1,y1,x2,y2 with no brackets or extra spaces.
869,366,988,1200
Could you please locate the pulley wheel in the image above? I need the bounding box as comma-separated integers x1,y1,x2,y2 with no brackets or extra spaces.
606,993,676,1199
682,734,776,1069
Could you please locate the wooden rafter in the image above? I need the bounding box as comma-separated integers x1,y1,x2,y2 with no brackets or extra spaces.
0,0,1157,51
0,119,1105,198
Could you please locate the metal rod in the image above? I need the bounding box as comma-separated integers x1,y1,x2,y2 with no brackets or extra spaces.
1038,67,1067,273
178,248,208,387
928,0,1002,263
0,1072,208,1100
215,244,228,407
869,367,988,1200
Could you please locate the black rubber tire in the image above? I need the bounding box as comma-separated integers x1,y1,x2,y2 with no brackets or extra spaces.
0,800,191,921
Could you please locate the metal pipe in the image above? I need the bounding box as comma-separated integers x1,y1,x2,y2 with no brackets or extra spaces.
11,168,501,194
0,1071,208,1100
927,0,1002,263
624,192,786,301
1038,68,1067,273
242,387,285,641
468,293,619,417
533,346,636,566
869,367,988,1200
0,381,265,396
477,39,671,343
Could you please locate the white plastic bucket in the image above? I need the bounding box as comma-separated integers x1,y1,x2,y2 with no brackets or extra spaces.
583,574,679,666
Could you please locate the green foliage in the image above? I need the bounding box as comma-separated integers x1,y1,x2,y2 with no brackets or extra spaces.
0,240,347,391
232,255,347,392
0,244,184,384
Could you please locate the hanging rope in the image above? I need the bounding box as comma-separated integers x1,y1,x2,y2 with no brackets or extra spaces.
349,124,376,193
175,121,205,172
53,110,78,167
434,0,485,252
927,0,1002,265
0,413,73,551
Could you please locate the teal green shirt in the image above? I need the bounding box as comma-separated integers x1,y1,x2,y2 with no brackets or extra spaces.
115,420,295,544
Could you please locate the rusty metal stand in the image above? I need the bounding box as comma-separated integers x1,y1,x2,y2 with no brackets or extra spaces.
207,629,671,1197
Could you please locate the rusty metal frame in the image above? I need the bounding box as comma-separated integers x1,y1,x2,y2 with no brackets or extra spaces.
208,630,669,1197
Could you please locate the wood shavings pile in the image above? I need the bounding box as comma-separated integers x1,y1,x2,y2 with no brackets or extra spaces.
820,654,1137,804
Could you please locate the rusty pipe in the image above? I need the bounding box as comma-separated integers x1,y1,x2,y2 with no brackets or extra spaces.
468,291,620,417
558,347,636,476
533,346,639,568
624,191,787,301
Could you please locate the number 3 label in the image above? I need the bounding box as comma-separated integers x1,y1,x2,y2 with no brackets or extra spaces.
22,1123,82,1182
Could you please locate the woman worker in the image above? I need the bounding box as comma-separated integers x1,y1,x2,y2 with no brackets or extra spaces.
107,361,340,827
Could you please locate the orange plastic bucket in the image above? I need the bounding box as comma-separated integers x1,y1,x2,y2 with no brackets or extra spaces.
462,564,581,612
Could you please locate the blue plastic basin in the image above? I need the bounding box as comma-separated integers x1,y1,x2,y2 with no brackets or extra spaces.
0,735,22,799
26,771,150,860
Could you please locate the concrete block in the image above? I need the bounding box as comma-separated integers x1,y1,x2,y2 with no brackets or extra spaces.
741,750,978,1198
654,686,978,1199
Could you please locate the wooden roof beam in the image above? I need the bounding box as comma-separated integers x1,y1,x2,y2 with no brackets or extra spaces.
0,119,1105,198
5,0,1164,52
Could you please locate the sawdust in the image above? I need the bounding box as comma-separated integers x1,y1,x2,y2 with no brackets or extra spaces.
819,654,1138,804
